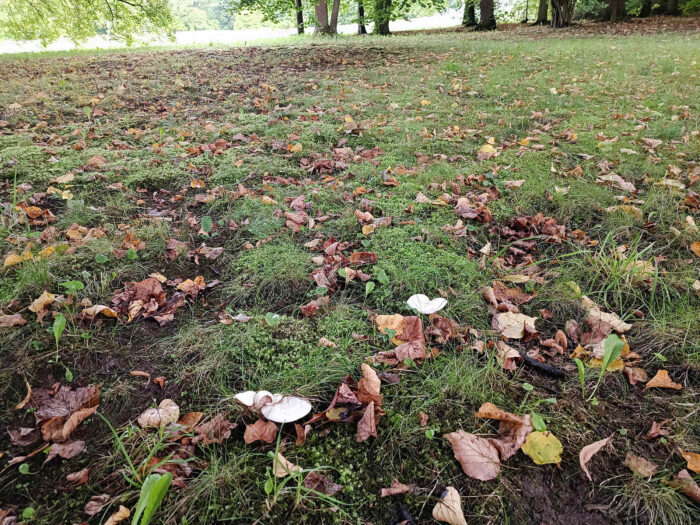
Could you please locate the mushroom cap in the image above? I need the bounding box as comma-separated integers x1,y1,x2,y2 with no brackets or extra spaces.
234,391,257,407
407,294,447,315
260,396,312,423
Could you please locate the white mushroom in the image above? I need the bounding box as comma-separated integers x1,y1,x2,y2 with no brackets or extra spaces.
234,390,311,423
407,294,447,315
261,396,312,423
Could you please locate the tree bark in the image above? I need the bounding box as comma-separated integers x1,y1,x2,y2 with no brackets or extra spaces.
296,0,304,34
550,0,576,28
534,0,548,24
330,0,341,30
665,0,679,15
475,0,496,30
314,0,336,34
639,0,652,17
374,0,391,35
358,1,367,34
604,0,626,21
462,1,476,26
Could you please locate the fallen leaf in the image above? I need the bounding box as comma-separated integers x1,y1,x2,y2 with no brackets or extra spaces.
357,363,382,406
66,467,89,485
357,401,377,442
691,242,700,257
273,452,302,477
0,313,27,327
493,311,537,339
444,430,500,481
680,450,700,475
669,469,700,504
44,440,85,463
418,411,429,428
84,494,110,516
137,399,179,428
521,431,563,465
379,478,417,497
646,420,670,440
192,414,235,445
243,419,278,444
624,367,648,385
432,486,467,525
475,402,533,460
104,505,130,525
645,369,682,390
303,471,343,495
579,436,613,481
625,453,657,477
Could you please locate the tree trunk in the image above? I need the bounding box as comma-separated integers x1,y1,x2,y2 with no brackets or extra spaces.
314,0,333,34
534,0,548,24
357,1,367,34
296,0,304,34
665,0,679,15
605,0,626,21
639,0,652,17
550,0,576,28
330,0,341,30
475,0,496,30
462,1,476,26
374,0,391,35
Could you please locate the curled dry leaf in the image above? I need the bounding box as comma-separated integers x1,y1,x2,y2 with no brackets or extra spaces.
357,363,382,406
624,367,648,385
624,453,658,477
379,478,417,497
418,411,429,428
679,450,700,475
104,505,130,525
192,414,236,445
66,467,89,485
356,401,377,443
646,420,670,440
444,430,500,481
137,399,180,428
432,486,467,525
243,419,278,444
496,340,521,372
475,402,533,460
85,494,110,516
493,311,537,339
579,436,613,481
273,452,302,478
0,313,26,327
521,431,563,465
303,471,343,496
669,470,700,504
645,369,682,390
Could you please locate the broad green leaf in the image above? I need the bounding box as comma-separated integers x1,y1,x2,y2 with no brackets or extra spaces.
132,472,172,525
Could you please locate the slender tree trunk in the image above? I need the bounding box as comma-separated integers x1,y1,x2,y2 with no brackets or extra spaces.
475,0,497,30
534,0,548,24
665,0,679,14
605,0,626,21
374,0,391,35
314,0,335,34
550,0,576,27
639,0,652,17
358,1,367,34
330,0,341,30
296,0,304,34
462,1,476,26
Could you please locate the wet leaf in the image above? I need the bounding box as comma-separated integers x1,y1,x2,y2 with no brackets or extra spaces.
243,419,277,444
645,369,682,390
432,486,467,525
444,430,500,481
625,453,657,477
521,431,563,465
273,452,302,477
579,436,612,481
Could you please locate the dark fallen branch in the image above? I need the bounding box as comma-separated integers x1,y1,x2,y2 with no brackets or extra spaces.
518,350,567,379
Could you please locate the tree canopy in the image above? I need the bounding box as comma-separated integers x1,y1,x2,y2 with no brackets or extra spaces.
0,0,173,44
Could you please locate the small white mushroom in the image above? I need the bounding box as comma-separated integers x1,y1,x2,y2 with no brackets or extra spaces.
407,294,447,315
261,396,312,424
234,391,257,407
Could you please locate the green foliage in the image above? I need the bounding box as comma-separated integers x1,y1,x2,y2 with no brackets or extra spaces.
132,472,173,525
0,0,173,44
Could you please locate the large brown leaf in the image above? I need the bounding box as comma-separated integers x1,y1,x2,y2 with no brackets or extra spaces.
475,402,532,460
444,430,500,481
356,401,377,443
357,364,382,406
243,419,278,444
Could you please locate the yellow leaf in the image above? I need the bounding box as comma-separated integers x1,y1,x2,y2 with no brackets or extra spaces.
519,138,530,146
344,114,354,123
420,99,431,106
521,431,563,465
289,143,302,153
479,144,497,155
261,196,278,205
362,224,375,235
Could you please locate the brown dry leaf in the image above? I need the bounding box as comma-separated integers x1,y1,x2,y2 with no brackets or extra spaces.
42,405,98,442
669,470,700,504
44,440,85,464
379,478,417,497
303,471,343,496
243,419,278,444
273,452,302,478
80,305,118,320
105,505,130,525
645,369,682,390
624,367,648,385
579,436,613,481
625,453,658,477
66,467,89,485
444,430,500,481
137,399,179,428
28,290,56,323
357,363,382,406
84,494,110,516
646,420,670,440
690,242,700,257
0,313,27,327
318,336,337,348
192,414,236,445
177,412,204,428
680,450,700,475
357,401,377,443
419,411,429,428
495,340,521,372
493,311,537,339
475,402,533,460
432,486,467,525
8,427,40,447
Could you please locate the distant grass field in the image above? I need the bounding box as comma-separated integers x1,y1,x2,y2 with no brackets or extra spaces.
1,20,699,525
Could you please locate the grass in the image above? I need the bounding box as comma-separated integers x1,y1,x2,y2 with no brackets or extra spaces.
1,19,699,525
